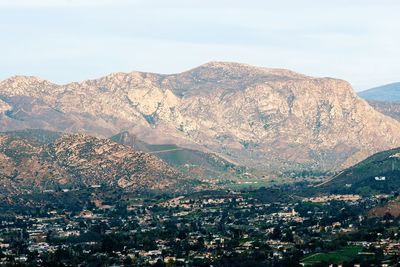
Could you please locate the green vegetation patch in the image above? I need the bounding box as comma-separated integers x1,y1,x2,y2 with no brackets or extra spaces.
301,246,362,266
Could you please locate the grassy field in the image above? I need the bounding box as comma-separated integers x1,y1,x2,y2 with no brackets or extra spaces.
301,246,363,266
224,179,272,190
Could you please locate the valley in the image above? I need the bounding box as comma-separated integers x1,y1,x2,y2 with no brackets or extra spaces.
2,0,400,265
0,63,399,266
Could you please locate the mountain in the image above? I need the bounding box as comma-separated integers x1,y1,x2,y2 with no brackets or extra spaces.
358,82,400,122
1,62,400,173
365,101,400,122
111,131,246,181
2,128,62,144
358,82,400,102
316,147,400,195
0,131,189,195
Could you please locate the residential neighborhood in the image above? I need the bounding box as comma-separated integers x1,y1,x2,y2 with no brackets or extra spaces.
0,187,399,266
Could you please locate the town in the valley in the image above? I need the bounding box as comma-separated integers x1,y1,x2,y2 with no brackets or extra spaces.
0,184,399,267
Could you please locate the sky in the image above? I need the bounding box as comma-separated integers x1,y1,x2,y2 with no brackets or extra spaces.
0,0,399,91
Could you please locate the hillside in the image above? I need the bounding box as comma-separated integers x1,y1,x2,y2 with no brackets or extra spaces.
1,62,400,173
111,131,246,181
0,132,189,194
368,198,400,218
366,100,400,121
1,128,62,144
316,147,400,195
358,82,400,122
358,82,400,102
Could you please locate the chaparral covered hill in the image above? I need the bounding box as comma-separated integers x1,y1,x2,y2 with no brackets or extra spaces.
0,130,191,195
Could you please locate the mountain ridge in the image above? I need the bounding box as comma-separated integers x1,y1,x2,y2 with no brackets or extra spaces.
358,82,400,122
317,146,400,195
1,61,400,174
358,82,400,102
0,61,309,87
0,131,191,194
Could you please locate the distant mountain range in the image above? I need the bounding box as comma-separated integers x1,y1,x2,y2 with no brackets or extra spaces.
358,82,400,122
358,82,400,102
1,62,400,176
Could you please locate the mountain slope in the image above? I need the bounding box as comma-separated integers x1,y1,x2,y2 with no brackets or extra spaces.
111,131,246,181
316,147,400,195
366,100,400,122
0,133,188,194
358,82,400,102
1,128,62,144
359,82,400,122
1,62,400,173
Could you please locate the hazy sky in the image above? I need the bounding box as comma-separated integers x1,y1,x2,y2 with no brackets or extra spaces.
0,0,399,91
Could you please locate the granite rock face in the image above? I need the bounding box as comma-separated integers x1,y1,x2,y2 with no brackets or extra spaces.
1,62,400,172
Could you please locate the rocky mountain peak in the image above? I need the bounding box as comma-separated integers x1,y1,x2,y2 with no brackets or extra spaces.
0,75,56,97
193,61,308,80
1,62,400,173
1,75,51,87
164,61,311,97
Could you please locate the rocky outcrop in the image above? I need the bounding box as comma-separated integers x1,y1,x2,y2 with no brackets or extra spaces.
1,62,400,173
0,133,186,194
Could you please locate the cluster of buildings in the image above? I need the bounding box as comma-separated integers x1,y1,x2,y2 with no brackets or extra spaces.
0,190,399,266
